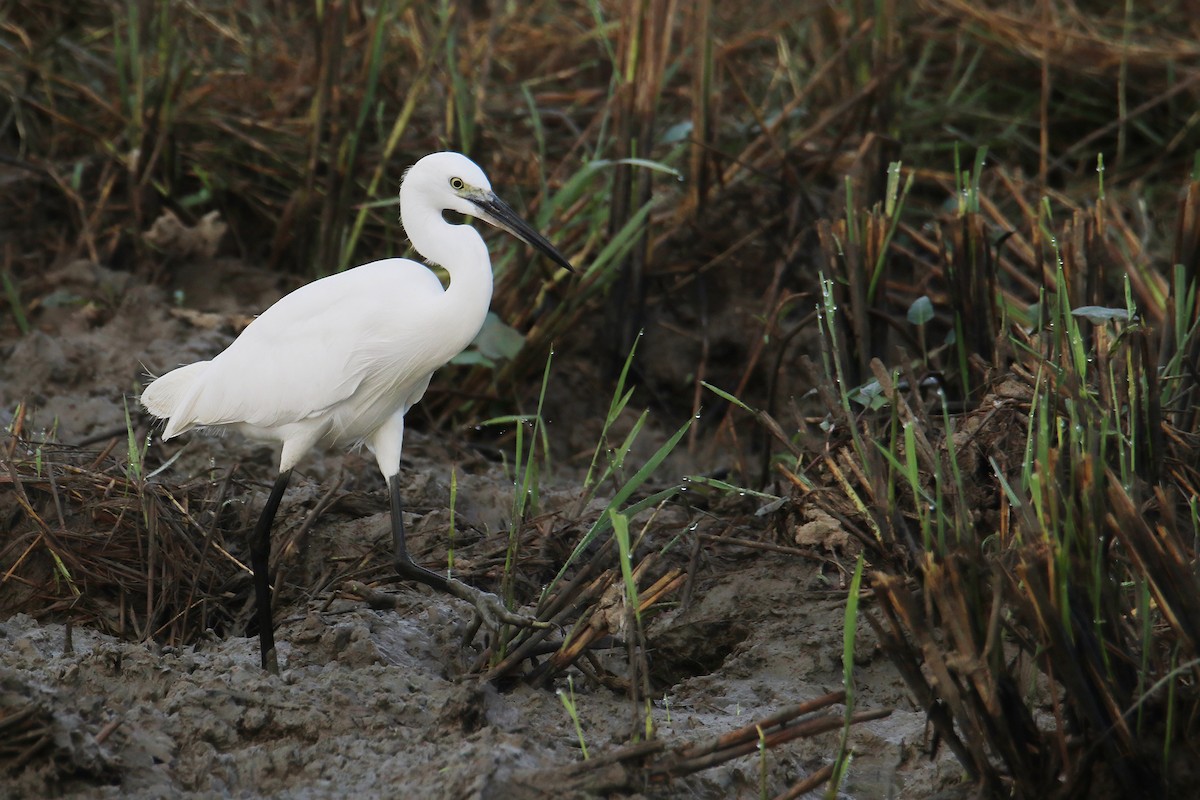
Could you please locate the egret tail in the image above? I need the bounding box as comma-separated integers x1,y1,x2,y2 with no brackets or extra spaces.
141,361,211,438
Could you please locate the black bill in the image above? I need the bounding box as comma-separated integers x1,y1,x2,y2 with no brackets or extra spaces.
471,193,575,273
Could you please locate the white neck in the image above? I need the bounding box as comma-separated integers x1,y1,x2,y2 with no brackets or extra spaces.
400,191,495,359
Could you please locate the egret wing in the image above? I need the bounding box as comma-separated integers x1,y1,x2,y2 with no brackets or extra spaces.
165,259,447,434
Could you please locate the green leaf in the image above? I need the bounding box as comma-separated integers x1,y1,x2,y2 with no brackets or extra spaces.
2,272,30,335
700,381,755,413
1071,305,1130,324
659,120,693,145
449,350,496,367
848,379,889,410
907,295,934,326
545,417,692,593
472,312,526,360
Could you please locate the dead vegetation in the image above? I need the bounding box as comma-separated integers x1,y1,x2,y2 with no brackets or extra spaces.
3,0,1200,796
776,113,1200,800
0,416,245,646
512,691,891,797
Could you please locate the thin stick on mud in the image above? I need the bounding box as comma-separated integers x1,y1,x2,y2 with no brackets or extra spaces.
515,690,891,793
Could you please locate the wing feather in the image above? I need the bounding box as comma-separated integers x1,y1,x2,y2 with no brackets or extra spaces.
149,259,448,438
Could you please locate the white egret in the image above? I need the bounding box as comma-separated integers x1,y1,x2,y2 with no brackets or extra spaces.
141,151,572,673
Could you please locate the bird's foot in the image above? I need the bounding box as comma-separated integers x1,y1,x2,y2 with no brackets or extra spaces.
392,557,547,631
262,646,280,675
443,579,548,631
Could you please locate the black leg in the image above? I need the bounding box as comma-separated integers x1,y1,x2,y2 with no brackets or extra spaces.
387,475,544,631
389,474,452,591
251,469,292,673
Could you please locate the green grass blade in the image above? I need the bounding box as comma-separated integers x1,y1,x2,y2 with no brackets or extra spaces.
827,553,864,798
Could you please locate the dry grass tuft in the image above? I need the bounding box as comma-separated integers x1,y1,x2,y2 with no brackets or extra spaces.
0,429,246,647
782,158,1200,797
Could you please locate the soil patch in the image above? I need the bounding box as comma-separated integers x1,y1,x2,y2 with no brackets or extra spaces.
0,263,961,798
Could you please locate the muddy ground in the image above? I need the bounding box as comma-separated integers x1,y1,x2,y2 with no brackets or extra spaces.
0,255,964,798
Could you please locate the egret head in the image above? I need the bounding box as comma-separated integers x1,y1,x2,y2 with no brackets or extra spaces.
403,152,575,273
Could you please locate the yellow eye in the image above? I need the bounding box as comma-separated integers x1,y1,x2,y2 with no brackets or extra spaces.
450,177,465,190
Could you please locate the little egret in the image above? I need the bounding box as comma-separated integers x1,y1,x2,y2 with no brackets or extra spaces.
141,151,573,673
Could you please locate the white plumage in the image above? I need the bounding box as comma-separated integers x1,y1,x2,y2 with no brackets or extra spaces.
143,257,473,473
141,151,571,672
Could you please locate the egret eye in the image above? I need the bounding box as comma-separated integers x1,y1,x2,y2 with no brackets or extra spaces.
450,177,465,190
